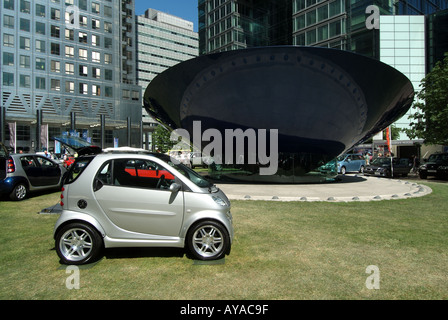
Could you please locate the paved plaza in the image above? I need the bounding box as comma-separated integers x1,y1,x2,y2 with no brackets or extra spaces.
217,174,433,202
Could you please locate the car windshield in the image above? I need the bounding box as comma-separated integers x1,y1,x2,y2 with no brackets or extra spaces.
371,158,391,165
153,153,213,189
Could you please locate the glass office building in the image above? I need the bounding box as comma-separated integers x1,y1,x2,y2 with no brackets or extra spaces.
198,0,293,55
1,0,142,152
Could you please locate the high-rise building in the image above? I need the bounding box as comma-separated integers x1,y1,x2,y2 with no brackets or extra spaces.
135,9,199,148
136,9,198,122
1,0,142,151
198,0,292,55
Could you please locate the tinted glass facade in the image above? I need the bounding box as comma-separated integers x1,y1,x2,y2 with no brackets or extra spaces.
199,0,292,55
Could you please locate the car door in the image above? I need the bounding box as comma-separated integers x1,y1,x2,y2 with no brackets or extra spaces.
35,156,61,186
347,155,356,172
20,156,44,186
93,158,184,237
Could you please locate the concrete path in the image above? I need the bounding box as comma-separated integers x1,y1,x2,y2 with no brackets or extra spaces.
217,174,432,202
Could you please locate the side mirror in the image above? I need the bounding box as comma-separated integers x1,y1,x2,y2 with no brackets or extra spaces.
169,183,181,193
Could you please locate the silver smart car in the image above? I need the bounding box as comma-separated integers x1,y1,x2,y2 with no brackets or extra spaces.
54,148,233,265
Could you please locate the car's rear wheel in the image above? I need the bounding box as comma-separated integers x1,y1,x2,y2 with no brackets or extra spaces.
55,223,103,265
187,221,230,260
10,183,27,201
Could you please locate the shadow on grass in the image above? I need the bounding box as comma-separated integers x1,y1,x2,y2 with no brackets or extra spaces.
104,247,186,260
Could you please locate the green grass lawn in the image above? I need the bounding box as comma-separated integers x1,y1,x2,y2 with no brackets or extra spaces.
0,181,447,300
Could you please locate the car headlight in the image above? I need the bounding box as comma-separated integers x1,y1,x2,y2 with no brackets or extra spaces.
212,196,227,206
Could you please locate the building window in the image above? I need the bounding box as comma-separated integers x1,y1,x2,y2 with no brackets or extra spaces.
104,53,112,64
4,0,14,10
65,29,74,40
92,84,100,96
51,79,61,91
105,69,112,80
19,55,30,68
104,6,112,18
92,51,100,63
19,74,30,88
92,18,100,29
79,65,88,77
51,25,60,38
36,40,45,52
104,37,112,49
20,18,30,32
65,62,74,74
92,67,101,79
79,32,88,43
79,15,88,27
104,22,112,33
36,77,46,90
20,37,31,50
36,58,45,70
65,81,74,93
92,2,100,14
3,15,14,28
79,0,87,11
79,48,88,60
92,35,100,46
105,86,113,97
36,22,46,35
79,83,88,95
20,0,30,13
36,3,46,17
3,72,14,86
3,33,14,47
3,52,14,66
51,43,60,55
51,8,60,20
65,46,74,57
51,60,61,73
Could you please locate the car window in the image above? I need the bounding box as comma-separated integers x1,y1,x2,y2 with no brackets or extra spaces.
20,156,37,167
65,157,94,184
95,158,176,190
36,156,54,167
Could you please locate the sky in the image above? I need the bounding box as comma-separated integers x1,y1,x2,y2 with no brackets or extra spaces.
134,0,199,31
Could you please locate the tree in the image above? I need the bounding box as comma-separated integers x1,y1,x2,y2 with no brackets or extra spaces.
152,124,174,153
404,53,448,145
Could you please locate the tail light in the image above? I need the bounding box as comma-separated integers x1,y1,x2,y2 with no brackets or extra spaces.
60,187,65,206
7,158,15,173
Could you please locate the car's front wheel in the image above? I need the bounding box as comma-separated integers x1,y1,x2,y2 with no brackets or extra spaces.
55,223,103,265
187,221,230,260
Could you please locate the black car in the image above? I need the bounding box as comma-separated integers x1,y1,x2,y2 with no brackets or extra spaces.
419,153,448,180
364,157,412,178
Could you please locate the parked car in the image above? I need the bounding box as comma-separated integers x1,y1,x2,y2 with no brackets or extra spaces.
364,157,412,178
0,148,67,201
337,153,366,174
418,152,448,180
53,148,233,265
190,152,213,169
